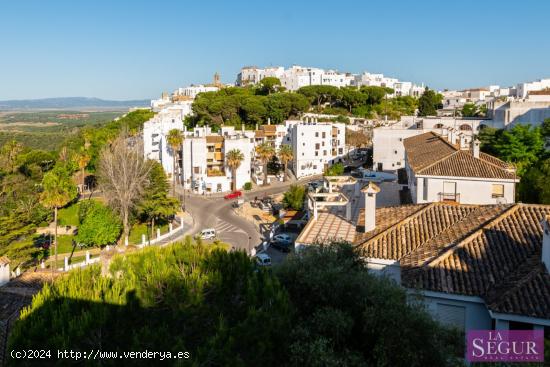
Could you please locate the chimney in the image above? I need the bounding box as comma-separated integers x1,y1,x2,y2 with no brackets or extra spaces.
472,138,480,158
267,117,271,125
459,133,469,150
448,128,457,145
361,182,380,232
256,123,259,131
542,217,550,273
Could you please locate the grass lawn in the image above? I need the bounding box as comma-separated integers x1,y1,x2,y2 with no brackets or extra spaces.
57,203,80,226
56,235,77,254
128,222,170,245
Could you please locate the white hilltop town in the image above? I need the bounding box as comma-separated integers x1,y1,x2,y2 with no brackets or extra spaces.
135,65,550,334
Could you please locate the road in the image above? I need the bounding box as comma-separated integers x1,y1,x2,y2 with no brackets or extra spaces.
176,175,322,252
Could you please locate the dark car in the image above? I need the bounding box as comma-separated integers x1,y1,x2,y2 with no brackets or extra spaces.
270,239,291,253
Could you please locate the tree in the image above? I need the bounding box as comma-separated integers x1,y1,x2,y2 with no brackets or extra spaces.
541,117,550,138
98,134,151,245
39,166,77,276
258,77,283,95
417,88,443,117
255,142,275,186
73,149,90,192
461,103,486,118
137,161,179,238
492,124,544,175
277,144,293,182
340,87,365,113
166,129,183,196
282,185,306,210
225,149,244,191
324,162,344,176
75,201,121,247
275,242,462,366
0,140,23,173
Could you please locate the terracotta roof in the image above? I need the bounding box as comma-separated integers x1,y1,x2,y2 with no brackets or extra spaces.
403,132,517,180
260,125,277,136
254,130,265,139
205,136,224,143
528,89,550,96
296,212,356,244
353,203,550,319
0,257,9,266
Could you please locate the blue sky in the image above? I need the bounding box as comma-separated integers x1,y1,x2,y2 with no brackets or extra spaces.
1,0,549,100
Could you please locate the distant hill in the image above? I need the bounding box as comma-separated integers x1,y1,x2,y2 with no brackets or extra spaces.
0,97,150,111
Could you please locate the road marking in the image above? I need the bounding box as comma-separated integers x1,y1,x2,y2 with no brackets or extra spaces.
215,219,246,234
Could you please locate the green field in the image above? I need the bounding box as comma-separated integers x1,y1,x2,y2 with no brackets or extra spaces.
0,110,124,150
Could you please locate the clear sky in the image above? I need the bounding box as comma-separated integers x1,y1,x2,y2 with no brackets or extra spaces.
1,0,549,100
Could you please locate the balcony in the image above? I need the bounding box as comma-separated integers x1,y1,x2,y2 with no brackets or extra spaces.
207,169,225,177
438,192,460,203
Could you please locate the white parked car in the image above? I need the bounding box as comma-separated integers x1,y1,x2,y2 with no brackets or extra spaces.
255,253,272,266
200,228,216,240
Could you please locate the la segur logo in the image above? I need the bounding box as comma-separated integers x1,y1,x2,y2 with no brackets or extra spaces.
467,330,544,363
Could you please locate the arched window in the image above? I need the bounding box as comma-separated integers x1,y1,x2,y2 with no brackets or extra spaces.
459,124,472,131
477,124,487,131
434,123,444,128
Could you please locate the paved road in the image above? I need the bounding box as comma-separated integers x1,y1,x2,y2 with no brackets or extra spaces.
176,175,322,253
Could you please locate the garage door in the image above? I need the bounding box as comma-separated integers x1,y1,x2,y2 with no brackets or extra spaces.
437,303,465,331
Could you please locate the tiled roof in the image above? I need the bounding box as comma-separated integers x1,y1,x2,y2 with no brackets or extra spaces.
0,257,9,266
354,203,550,319
296,212,356,244
403,132,517,180
420,151,517,179
205,136,224,143
254,130,265,139
261,125,277,136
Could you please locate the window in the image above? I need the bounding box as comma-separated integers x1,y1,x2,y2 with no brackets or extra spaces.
193,167,200,174
323,150,327,156
313,165,317,169
315,132,319,137
492,184,504,198
315,151,318,156
322,132,326,138
315,143,320,149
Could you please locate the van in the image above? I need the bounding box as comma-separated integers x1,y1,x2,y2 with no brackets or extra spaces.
255,253,272,266
200,228,216,240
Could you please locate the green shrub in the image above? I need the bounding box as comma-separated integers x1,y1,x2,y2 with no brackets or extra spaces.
243,181,252,190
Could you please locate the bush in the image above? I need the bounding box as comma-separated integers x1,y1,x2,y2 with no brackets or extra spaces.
282,185,306,211
74,201,121,247
324,162,344,176
243,181,252,190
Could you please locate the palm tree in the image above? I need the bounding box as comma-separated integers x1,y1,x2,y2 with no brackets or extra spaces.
226,149,244,191
40,168,77,279
74,150,90,193
278,144,293,182
166,129,184,196
255,142,275,186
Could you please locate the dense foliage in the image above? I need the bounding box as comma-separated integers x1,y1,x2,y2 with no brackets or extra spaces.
8,240,291,366
324,162,345,176
479,122,550,203
0,110,155,268
8,242,462,366
417,88,443,117
461,102,487,117
74,201,121,247
282,184,306,211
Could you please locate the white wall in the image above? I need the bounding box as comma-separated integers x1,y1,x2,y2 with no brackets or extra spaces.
0,263,9,286
412,175,516,205
373,128,424,171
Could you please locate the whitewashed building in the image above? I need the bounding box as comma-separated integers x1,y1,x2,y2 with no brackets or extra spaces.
295,178,550,332
143,104,191,174
173,84,219,99
180,126,254,194
290,121,346,178
372,116,494,171
516,78,550,98
403,132,519,205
